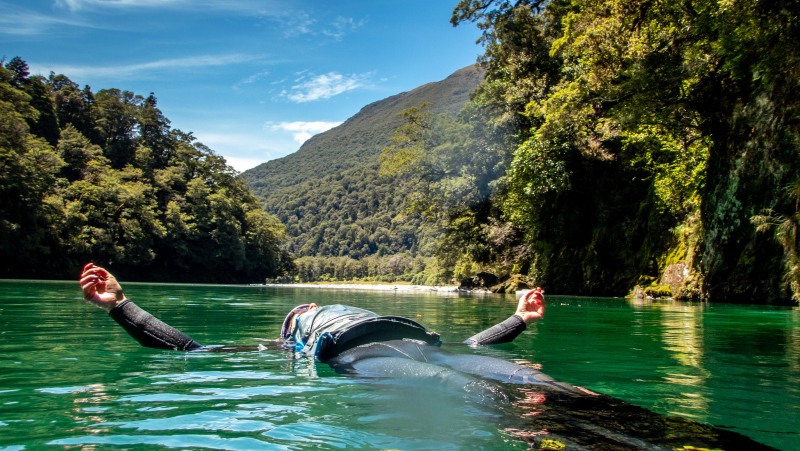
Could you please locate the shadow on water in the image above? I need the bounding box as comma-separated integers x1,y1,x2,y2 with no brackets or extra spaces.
494,384,778,450
308,352,780,451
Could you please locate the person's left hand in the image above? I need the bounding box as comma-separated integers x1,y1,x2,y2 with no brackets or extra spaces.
79,263,126,312
515,287,545,325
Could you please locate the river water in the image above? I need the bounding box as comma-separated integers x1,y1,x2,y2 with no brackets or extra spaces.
0,280,797,449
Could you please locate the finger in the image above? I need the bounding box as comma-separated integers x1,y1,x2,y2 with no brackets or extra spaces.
79,273,100,287
91,267,109,279
525,292,545,313
80,274,106,293
80,282,96,295
80,281,98,298
524,289,542,303
80,264,103,280
81,267,108,282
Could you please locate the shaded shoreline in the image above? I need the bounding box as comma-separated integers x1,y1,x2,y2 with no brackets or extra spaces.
263,282,470,293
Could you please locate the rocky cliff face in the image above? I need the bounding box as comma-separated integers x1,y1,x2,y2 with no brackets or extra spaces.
694,92,798,304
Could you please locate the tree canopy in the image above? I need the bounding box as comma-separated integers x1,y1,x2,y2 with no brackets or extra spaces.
431,0,799,302
0,57,290,283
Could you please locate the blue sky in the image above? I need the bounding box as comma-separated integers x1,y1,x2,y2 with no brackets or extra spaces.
2,0,483,171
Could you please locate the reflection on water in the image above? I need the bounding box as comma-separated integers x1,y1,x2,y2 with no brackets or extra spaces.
655,302,710,420
0,280,797,449
790,308,800,383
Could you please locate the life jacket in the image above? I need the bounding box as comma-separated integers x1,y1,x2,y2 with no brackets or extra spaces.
290,304,441,362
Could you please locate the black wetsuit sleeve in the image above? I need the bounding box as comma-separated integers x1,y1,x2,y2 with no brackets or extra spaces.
108,300,203,351
463,315,527,345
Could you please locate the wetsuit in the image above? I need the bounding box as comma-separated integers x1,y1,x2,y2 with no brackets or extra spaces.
108,300,578,392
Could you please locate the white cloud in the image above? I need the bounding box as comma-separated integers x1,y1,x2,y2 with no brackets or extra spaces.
55,0,173,10
282,11,316,37
321,16,365,41
283,72,372,103
0,3,92,35
223,155,269,173
32,54,263,80
193,131,291,172
271,11,362,40
14,1,359,42
270,121,342,144
55,0,285,14
233,70,271,89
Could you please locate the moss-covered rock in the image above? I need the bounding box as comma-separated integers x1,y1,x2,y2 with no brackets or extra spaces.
643,285,672,299
490,274,531,294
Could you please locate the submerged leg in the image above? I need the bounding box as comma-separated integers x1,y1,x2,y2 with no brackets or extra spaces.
327,342,512,402
327,340,582,394
328,342,474,384
424,348,584,394
340,356,509,403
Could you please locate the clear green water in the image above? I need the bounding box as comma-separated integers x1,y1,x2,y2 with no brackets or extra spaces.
0,280,797,450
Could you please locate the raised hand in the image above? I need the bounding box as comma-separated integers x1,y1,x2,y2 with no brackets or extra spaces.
79,263,126,312
515,287,545,324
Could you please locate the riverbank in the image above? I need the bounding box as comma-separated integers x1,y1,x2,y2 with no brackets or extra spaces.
263,282,466,293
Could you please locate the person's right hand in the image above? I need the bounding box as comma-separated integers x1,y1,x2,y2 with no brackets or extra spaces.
515,287,545,325
79,263,126,312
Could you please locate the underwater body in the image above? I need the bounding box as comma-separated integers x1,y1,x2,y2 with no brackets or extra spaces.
0,280,796,449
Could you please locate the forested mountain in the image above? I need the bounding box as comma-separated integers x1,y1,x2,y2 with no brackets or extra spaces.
244,1,799,305
244,66,482,194
241,66,484,283
0,57,290,283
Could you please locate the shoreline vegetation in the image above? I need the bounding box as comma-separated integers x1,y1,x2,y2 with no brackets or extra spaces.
262,281,468,294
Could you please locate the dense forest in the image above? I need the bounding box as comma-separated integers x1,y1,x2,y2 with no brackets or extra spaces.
0,57,290,283
426,0,798,303
245,0,798,304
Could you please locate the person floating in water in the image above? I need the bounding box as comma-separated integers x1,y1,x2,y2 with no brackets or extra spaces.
78,263,583,394
77,263,778,450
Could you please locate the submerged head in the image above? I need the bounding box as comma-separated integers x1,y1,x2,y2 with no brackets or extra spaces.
280,303,318,339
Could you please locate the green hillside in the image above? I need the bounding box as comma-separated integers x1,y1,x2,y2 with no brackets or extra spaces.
243,65,482,192
243,0,799,305
0,57,289,283
241,65,483,267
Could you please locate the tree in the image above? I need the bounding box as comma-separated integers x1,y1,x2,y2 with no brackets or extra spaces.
0,97,65,275
49,72,94,142
752,178,800,302
0,58,290,282
92,89,139,168
4,56,29,87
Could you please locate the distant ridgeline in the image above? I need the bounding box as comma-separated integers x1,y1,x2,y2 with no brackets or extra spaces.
241,66,485,285
0,57,290,283
244,1,799,305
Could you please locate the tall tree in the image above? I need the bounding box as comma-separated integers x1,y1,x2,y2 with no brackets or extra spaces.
450,0,799,302
4,56,29,88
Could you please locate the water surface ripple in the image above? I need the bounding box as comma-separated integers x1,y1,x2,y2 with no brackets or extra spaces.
0,281,797,449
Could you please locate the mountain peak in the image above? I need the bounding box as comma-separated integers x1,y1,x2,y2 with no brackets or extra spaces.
242,65,483,192
240,65,484,259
